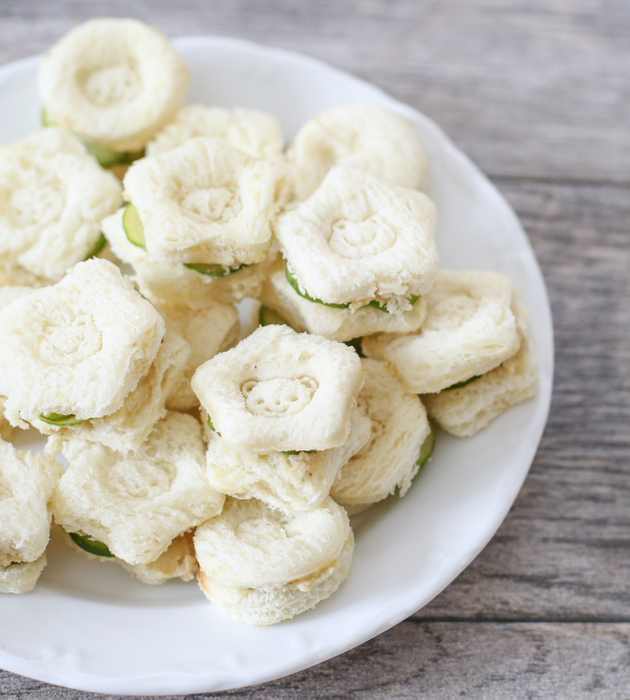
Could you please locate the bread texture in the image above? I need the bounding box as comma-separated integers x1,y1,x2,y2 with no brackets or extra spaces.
331,359,430,507
260,260,428,341
0,438,63,568
0,554,48,594
0,128,123,280
45,328,190,453
123,137,288,266
202,403,371,511
423,301,539,436
120,531,198,584
0,258,165,427
147,105,284,160
198,530,354,625
102,206,271,307
39,18,190,152
52,412,225,566
274,167,438,310
194,496,349,588
362,270,521,393
158,300,240,412
192,325,364,453
287,104,428,201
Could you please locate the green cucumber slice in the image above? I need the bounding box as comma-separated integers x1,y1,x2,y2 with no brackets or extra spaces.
85,143,144,168
207,415,220,436
123,203,146,249
41,108,60,127
84,232,107,260
344,337,365,357
416,425,435,470
446,375,482,391
183,262,249,277
39,413,87,427
282,449,316,455
258,305,291,327
69,532,114,558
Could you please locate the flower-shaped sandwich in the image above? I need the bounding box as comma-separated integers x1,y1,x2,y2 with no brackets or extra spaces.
362,270,522,393
192,324,364,453
123,136,288,267
0,438,63,594
0,128,122,281
53,412,224,570
287,103,428,201
195,496,353,625
331,359,433,513
274,166,438,314
147,105,284,160
422,299,538,437
39,18,190,167
0,258,165,430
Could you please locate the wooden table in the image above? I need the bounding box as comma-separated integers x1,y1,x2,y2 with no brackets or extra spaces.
1,1,628,697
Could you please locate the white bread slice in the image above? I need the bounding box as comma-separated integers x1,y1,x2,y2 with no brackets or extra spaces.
423,301,539,437
119,531,197,585
202,403,371,511
192,325,364,453
0,128,123,281
45,328,190,453
362,270,521,393
287,104,428,201
260,260,427,341
102,206,271,307
331,358,430,507
0,554,47,594
197,530,354,625
123,137,288,266
0,266,47,288
0,258,165,427
274,166,438,311
0,438,63,567
52,412,225,566
39,18,190,152
147,105,284,160
0,285,35,310
158,300,240,412
194,496,349,589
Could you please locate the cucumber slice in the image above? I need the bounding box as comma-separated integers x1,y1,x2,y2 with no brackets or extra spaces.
41,108,60,127
39,413,87,427
183,262,249,277
416,425,435,470
69,532,114,558
344,337,365,357
85,143,145,168
446,375,482,391
285,267,419,312
207,415,220,435
84,232,107,260
258,305,291,327
123,203,146,249
282,449,316,455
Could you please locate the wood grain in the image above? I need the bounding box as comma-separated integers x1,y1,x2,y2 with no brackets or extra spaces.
0,0,628,697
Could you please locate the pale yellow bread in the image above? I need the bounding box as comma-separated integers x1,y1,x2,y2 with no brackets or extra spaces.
260,260,427,341
119,531,198,585
287,103,428,201
0,266,48,288
362,269,521,393
0,437,63,568
0,554,47,594
192,325,364,453
147,105,284,160
274,166,438,311
39,18,190,152
44,328,189,453
102,205,272,307
194,496,349,589
52,412,225,566
331,358,430,508
0,258,165,428
158,300,240,412
197,531,354,625
423,301,539,437
0,128,123,281
202,404,371,511
123,136,289,266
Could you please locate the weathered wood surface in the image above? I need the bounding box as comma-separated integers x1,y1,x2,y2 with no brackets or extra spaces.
0,0,628,697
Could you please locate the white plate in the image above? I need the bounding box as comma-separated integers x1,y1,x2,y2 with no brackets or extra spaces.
0,36,553,695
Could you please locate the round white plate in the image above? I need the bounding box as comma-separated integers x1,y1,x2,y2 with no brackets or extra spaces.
0,36,553,695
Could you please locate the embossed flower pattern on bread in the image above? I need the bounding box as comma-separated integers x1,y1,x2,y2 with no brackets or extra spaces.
79,62,141,107
242,376,318,416
106,459,175,500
